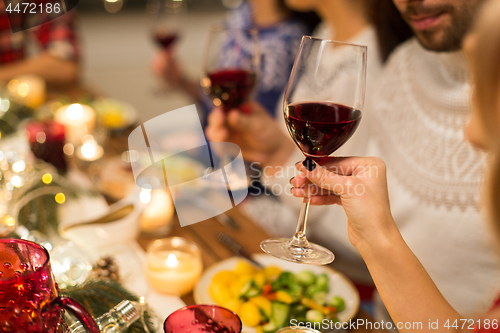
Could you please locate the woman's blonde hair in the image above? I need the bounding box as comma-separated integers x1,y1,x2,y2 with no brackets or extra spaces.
471,0,500,239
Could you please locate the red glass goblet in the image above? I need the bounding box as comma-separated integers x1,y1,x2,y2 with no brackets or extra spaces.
0,239,99,332
164,304,242,333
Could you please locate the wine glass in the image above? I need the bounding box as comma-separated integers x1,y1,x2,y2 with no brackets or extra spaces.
150,0,186,93
260,36,367,265
164,304,242,333
201,26,260,190
151,0,185,50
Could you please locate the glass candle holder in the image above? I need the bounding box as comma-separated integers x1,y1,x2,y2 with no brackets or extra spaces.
26,120,67,173
145,237,202,296
164,305,242,333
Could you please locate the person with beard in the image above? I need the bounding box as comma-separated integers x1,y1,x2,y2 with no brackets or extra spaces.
205,0,500,323
290,0,500,330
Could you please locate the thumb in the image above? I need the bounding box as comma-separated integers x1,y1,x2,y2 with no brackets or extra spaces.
297,158,350,196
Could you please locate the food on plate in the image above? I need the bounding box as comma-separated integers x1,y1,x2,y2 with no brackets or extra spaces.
92,99,130,129
208,260,346,332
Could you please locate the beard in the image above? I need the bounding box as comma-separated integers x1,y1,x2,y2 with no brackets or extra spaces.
402,1,484,52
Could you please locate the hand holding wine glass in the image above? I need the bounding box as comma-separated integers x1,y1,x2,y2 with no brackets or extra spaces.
260,36,367,265
290,156,398,251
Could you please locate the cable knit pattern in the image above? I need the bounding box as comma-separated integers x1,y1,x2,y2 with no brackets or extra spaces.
370,39,484,210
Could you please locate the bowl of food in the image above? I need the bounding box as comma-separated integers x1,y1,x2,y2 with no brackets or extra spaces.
194,254,360,333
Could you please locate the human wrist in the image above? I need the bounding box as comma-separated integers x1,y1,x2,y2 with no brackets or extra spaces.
354,217,403,259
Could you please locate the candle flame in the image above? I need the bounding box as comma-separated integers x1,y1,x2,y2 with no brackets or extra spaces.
81,142,96,159
166,253,178,267
140,189,152,204
66,103,84,120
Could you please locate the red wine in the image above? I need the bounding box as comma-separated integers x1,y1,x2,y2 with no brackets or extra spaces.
155,32,178,49
206,69,256,112
286,102,361,163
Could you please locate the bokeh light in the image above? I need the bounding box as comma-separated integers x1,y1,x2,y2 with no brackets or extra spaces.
55,193,66,204
42,173,53,184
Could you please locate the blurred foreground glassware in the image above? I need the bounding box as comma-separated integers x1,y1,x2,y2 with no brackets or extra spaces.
276,327,321,333
164,305,242,333
0,239,99,332
260,37,367,265
145,237,202,296
69,300,141,333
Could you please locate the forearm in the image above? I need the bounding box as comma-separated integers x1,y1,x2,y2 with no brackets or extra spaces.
0,52,79,84
357,227,465,332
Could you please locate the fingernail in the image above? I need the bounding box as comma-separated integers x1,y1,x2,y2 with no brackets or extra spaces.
289,176,295,184
295,161,301,166
302,157,316,172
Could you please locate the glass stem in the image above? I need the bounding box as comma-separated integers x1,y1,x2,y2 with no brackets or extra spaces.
289,197,311,249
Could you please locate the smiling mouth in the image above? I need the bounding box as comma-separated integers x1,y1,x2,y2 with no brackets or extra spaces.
409,11,447,30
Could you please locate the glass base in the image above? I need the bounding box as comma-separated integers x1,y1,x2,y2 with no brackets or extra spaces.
260,238,334,265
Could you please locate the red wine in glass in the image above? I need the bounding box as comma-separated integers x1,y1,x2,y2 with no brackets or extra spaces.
206,68,256,113
155,31,179,49
285,102,362,163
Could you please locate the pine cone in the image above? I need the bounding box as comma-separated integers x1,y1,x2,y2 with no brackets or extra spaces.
93,256,120,282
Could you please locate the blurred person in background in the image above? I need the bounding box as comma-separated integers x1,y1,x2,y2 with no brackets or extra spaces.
0,1,80,84
206,0,499,323
151,0,320,117
206,0,412,310
290,0,500,329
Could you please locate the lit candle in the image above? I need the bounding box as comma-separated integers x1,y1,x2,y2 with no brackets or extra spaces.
8,75,46,109
75,137,104,162
145,237,202,296
54,103,96,144
140,189,175,235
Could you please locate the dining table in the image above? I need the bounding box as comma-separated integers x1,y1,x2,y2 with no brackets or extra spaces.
137,207,389,333
43,82,390,333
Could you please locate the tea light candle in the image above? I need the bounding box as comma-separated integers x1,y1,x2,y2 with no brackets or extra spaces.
54,103,96,144
140,189,175,235
75,137,104,162
8,75,46,109
145,237,202,296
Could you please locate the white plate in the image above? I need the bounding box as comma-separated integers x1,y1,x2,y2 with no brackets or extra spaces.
193,254,360,332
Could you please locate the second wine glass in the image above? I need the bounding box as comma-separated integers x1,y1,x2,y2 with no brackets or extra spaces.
261,36,367,265
201,26,260,190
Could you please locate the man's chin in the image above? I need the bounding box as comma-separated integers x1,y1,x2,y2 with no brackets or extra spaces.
414,30,462,52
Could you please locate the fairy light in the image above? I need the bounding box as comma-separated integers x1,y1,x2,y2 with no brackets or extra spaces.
12,160,25,173
4,216,15,227
55,193,65,204
10,175,21,188
42,173,52,184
